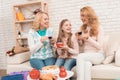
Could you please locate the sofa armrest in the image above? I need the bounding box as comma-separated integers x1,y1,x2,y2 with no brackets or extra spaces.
7,51,30,64
115,47,120,66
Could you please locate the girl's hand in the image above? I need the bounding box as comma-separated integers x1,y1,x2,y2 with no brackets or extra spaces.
60,44,69,51
56,43,68,50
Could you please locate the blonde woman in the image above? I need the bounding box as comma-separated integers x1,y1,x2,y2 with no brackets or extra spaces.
28,12,56,70
76,6,105,80
55,19,79,70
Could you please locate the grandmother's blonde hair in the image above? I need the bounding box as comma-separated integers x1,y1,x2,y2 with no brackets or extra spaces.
80,6,99,37
32,12,48,31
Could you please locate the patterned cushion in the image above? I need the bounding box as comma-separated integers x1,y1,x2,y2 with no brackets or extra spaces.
103,42,119,64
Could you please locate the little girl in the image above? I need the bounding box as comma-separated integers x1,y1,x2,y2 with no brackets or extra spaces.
55,19,79,70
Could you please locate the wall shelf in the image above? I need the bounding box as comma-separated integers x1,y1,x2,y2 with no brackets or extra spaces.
13,1,48,46
15,19,34,24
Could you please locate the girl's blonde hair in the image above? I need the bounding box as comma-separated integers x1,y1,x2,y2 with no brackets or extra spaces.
80,6,99,37
57,19,73,57
32,12,49,31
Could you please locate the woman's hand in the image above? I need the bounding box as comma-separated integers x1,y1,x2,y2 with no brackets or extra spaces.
49,38,56,45
81,33,89,41
40,36,48,43
75,32,83,40
76,31,89,41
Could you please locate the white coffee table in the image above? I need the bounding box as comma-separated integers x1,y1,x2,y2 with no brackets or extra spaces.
57,71,74,80
27,71,74,80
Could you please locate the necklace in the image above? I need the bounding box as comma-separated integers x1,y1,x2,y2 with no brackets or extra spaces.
37,28,46,36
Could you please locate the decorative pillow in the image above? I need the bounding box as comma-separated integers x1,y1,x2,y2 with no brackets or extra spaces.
103,33,120,64
102,55,114,64
115,46,120,66
105,42,119,56
103,41,119,64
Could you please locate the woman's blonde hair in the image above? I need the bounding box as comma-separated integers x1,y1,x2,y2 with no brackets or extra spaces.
32,12,48,31
57,19,73,57
80,6,99,37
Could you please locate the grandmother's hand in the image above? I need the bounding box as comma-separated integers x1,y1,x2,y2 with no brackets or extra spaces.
40,36,48,43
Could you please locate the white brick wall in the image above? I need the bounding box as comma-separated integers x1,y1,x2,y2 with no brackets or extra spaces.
0,0,120,69
0,0,27,69
49,0,120,34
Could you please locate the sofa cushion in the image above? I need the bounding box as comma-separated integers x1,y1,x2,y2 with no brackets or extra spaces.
115,46,120,67
7,51,30,64
102,42,119,64
104,33,120,55
103,34,119,64
71,63,120,79
102,55,114,64
7,61,33,74
105,42,119,56
92,63,120,79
